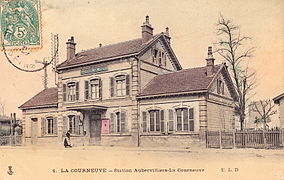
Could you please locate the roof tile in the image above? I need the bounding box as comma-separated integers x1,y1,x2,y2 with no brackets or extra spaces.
139,65,222,97
19,88,58,109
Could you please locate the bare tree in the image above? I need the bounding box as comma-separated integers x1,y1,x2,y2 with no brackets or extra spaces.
215,15,256,130
251,100,277,130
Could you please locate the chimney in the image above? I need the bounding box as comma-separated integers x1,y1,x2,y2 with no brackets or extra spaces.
141,16,153,44
66,36,76,60
206,46,215,76
164,27,171,44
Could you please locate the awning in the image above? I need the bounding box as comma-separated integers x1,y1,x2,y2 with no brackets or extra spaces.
66,104,107,111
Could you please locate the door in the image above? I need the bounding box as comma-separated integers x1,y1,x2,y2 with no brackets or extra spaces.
31,118,38,145
89,113,102,145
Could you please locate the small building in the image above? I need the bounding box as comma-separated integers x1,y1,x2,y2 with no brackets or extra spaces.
273,93,284,129
19,16,238,147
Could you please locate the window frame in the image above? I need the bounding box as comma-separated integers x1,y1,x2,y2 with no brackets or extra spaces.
46,117,54,135
175,108,194,132
68,115,76,134
67,82,76,101
110,110,127,133
90,79,100,99
115,75,126,97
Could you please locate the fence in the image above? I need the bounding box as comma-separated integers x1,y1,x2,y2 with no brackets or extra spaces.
0,135,22,146
206,130,283,149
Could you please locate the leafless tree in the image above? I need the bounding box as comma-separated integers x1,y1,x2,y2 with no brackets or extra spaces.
215,15,256,130
251,100,277,130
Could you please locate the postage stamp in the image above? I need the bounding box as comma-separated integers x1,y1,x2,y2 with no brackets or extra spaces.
0,0,41,49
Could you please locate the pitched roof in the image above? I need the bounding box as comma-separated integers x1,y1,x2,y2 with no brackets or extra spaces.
19,88,58,109
138,65,222,97
273,93,284,104
57,33,182,70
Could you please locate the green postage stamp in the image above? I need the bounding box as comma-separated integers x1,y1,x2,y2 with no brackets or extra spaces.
0,0,41,49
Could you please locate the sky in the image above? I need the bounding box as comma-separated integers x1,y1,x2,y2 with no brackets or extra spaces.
0,0,283,120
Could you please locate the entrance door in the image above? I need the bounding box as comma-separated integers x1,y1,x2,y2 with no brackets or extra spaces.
89,113,102,145
31,118,38,145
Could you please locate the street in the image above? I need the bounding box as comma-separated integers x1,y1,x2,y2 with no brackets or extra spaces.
0,146,283,180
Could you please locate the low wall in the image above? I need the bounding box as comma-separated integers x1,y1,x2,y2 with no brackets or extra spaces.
139,134,204,148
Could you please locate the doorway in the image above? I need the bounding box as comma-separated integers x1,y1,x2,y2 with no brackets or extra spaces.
31,118,38,145
89,113,102,145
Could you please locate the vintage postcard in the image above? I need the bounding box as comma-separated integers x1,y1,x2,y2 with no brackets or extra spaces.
0,0,283,179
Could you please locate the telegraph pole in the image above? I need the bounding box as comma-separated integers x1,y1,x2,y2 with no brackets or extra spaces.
36,59,48,89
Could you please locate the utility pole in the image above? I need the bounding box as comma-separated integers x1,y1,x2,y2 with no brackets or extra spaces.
36,59,49,89
51,33,59,87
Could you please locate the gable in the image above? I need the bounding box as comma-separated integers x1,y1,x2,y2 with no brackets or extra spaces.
208,66,238,100
139,34,182,71
139,40,176,71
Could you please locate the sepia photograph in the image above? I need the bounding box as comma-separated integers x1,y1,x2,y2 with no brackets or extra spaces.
0,0,283,179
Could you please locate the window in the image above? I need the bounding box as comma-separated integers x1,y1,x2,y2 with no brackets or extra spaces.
110,111,126,133
68,115,76,134
110,75,130,97
41,117,57,135
90,79,100,99
152,49,158,63
116,75,126,96
141,110,165,133
158,51,162,66
176,108,194,132
67,83,76,101
217,79,224,95
63,82,79,102
149,110,161,132
47,117,54,134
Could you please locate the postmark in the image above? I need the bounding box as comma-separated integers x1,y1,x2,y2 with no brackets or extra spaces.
0,0,41,49
0,0,58,72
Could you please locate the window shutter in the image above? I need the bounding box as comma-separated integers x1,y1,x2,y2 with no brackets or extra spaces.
142,111,147,132
110,113,115,133
160,110,165,133
85,81,89,100
125,75,130,96
110,77,114,97
121,111,126,133
63,84,67,101
189,108,194,131
53,117,58,135
41,117,46,136
75,115,79,135
63,116,68,135
156,111,160,131
183,108,189,131
76,82,79,100
168,109,174,132
99,79,102,100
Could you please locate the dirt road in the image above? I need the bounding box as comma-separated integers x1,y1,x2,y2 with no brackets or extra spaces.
0,146,283,180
